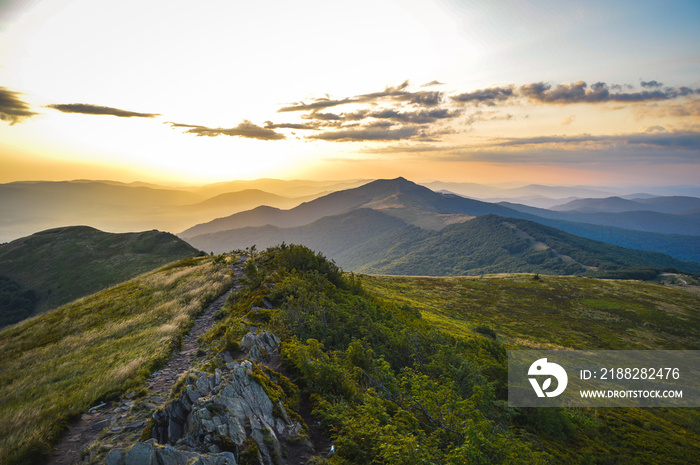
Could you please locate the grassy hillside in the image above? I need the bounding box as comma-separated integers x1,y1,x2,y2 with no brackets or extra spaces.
361,273,700,463
0,255,233,465
0,226,199,327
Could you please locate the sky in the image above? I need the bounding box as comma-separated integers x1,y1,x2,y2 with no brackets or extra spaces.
0,0,699,186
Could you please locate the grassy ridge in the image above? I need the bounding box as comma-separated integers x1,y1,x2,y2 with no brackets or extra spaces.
0,256,232,465
361,273,700,463
0,226,200,327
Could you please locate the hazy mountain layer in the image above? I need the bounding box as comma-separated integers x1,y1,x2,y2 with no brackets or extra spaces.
501,201,700,235
0,180,327,242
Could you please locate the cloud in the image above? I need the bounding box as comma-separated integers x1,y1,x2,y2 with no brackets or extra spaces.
307,123,454,142
0,87,38,124
491,130,700,151
358,81,442,106
561,115,575,126
451,86,515,105
364,108,461,124
422,80,444,87
264,121,319,130
47,103,159,118
449,81,698,107
302,111,346,121
279,81,443,115
519,81,698,104
277,98,356,113
308,126,420,142
641,80,663,88
360,130,700,163
167,120,285,140
464,110,515,126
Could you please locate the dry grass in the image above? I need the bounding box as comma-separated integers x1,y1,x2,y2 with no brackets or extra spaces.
0,255,233,465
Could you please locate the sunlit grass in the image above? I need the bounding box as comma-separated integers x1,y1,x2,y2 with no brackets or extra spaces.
0,255,233,465
361,274,700,350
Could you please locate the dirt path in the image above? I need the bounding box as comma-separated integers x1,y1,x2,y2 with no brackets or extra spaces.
46,257,247,465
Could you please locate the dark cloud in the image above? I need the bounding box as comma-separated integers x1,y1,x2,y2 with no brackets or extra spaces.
308,126,420,142
641,80,663,88
167,120,285,140
299,108,459,126
277,98,356,112
307,122,454,142
47,103,159,118
0,86,38,124
449,81,698,107
492,130,700,151
364,108,461,124
281,81,443,115
451,86,515,105
358,81,442,106
519,81,697,104
263,121,319,130
302,111,345,121
361,130,700,163
422,80,444,87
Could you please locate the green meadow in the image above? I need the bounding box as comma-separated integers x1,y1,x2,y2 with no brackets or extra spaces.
361,274,700,350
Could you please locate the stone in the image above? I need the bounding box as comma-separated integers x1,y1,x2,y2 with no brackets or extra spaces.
116,331,310,465
105,448,125,465
124,439,155,465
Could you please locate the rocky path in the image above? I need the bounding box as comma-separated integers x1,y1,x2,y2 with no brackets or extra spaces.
47,257,247,465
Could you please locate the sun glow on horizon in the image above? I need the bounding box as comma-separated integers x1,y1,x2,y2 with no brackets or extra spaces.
0,0,698,186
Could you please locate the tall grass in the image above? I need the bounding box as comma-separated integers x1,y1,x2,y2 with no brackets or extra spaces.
0,256,233,465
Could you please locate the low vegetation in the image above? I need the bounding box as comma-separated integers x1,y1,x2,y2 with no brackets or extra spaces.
3,241,697,464
362,272,700,463
0,255,232,465
204,245,699,463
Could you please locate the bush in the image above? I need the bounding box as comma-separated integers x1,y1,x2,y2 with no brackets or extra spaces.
475,325,497,340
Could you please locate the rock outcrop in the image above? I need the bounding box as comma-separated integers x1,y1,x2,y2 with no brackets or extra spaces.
108,331,311,465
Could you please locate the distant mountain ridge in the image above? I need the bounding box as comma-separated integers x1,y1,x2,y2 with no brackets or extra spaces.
182,177,700,263
551,196,700,214
0,226,199,327
180,177,532,238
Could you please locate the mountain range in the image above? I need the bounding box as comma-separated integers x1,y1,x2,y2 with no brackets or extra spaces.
182,177,700,273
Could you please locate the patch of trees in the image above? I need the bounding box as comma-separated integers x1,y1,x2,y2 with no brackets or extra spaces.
0,276,37,328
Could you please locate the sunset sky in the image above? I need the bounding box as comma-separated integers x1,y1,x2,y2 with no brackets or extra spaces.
1,0,699,186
